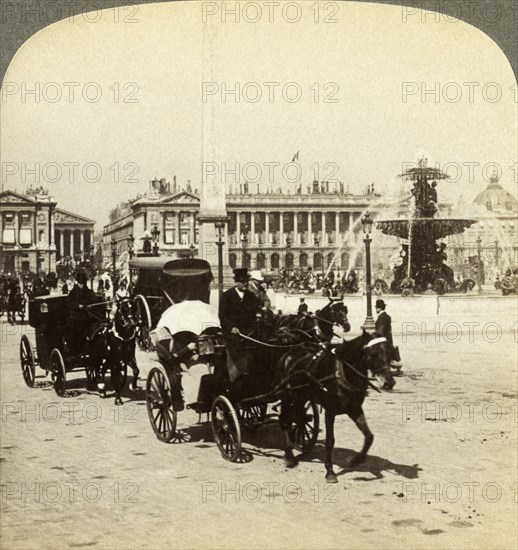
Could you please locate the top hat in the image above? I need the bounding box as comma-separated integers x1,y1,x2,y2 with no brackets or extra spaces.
375,299,386,309
233,268,249,283
75,272,88,285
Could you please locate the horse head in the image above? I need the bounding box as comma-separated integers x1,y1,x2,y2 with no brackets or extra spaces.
315,299,351,338
114,297,139,339
361,332,395,390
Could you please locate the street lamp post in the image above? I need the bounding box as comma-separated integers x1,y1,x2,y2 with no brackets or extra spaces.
89,244,95,289
494,239,500,272
110,239,118,294
286,236,292,269
314,235,321,271
127,234,135,259
361,212,376,332
241,226,248,267
215,220,226,300
476,236,482,293
151,224,160,256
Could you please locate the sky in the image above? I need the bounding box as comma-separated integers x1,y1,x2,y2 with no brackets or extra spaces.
1,1,517,228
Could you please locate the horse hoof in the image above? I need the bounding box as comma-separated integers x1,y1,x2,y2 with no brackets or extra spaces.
325,473,339,484
285,457,299,469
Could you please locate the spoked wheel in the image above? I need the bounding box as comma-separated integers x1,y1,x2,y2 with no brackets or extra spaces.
211,395,242,462
50,349,67,397
134,295,153,351
289,399,320,453
20,335,36,387
111,361,128,394
239,403,267,428
146,366,177,442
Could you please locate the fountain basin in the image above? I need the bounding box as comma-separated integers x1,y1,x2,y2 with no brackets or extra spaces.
376,218,478,240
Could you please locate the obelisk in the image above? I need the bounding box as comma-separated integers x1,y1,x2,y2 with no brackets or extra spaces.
198,18,232,298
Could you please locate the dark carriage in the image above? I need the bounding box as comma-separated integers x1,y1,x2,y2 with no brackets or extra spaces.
129,257,212,350
19,293,126,397
144,258,320,462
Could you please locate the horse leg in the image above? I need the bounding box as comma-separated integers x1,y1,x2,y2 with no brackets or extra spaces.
279,395,298,469
348,409,374,467
324,410,338,483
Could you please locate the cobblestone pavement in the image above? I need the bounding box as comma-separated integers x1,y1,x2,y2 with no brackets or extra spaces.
1,312,517,549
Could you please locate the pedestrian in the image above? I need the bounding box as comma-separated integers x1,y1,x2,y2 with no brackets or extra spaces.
297,297,308,316
374,299,402,374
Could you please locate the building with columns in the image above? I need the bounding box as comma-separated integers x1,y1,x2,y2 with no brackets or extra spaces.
0,188,95,276
102,177,399,273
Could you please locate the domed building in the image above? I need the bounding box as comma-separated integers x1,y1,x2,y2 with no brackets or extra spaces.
446,171,518,283
473,171,518,213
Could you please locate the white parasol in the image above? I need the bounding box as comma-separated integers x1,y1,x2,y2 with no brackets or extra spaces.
156,300,220,336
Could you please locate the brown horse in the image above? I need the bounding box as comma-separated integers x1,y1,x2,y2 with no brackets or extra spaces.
277,332,395,482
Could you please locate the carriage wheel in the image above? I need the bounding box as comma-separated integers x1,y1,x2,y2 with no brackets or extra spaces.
211,395,242,462
290,399,320,453
146,366,177,442
134,295,153,351
239,403,267,428
20,335,36,387
50,349,67,397
111,361,128,393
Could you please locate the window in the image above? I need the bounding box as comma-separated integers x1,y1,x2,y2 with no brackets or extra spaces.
164,229,175,244
19,229,32,245
2,229,15,244
21,213,31,226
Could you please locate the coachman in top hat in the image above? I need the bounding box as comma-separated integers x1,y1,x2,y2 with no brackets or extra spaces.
219,268,261,381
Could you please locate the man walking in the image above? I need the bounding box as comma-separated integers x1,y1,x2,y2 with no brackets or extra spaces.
374,298,402,374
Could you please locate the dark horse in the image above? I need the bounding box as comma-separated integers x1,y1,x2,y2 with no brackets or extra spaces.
277,332,395,482
273,299,350,343
88,297,140,404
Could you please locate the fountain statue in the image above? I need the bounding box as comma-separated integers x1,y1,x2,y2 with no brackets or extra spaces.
376,157,478,294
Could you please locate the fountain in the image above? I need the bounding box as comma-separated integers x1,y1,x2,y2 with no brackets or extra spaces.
376,157,478,294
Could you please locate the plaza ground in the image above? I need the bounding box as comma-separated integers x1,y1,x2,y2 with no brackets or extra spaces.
0,298,517,550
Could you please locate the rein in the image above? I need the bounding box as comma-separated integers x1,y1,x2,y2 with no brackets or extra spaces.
339,359,382,393
237,331,314,349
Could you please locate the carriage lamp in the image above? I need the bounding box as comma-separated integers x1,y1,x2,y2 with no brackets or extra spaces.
127,234,135,259
361,212,376,332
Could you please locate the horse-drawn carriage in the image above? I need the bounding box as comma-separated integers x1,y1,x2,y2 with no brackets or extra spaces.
0,278,26,324
129,257,214,351
19,292,131,399
143,258,324,461
143,258,395,481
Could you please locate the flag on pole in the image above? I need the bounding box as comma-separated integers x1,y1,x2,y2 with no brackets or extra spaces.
292,150,299,162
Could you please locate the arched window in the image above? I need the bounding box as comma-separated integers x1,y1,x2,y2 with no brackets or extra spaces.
256,253,266,269
314,253,323,271
285,252,294,269
299,252,308,268
271,253,280,269
229,253,237,269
